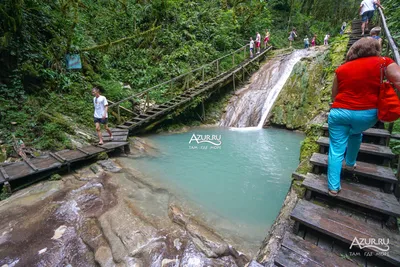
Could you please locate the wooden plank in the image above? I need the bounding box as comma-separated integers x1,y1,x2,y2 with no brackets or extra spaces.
103,135,127,142
116,125,131,129
292,172,307,181
99,141,129,151
54,152,68,162
57,150,87,162
323,124,390,138
30,156,62,170
81,145,105,155
102,131,129,137
302,173,400,217
76,147,90,155
23,158,39,172
49,152,65,163
109,128,129,133
291,200,400,265
310,153,397,184
391,133,400,140
0,167,9,181
317,137,394,158
4,161,34,180
275,232,357,267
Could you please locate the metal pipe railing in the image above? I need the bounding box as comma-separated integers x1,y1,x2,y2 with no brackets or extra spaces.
378,7,400,64
109,44,250,108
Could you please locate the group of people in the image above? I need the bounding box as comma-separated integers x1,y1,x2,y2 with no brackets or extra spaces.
359,0,382,36
303,33,330,49
249,29,270,58
288,28,330,49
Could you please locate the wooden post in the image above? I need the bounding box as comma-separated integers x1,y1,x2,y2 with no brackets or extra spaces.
170,80,173,91
201,100,205,121
117,105,121,123
217,60,219,75
232,53,235,65
243,47,246,59
233,73,235,91
202,67,205,83
145,92,149,111
242,66,245,82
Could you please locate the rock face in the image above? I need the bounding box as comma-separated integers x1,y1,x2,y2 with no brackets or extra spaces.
0,153,250,266
268,48,330,130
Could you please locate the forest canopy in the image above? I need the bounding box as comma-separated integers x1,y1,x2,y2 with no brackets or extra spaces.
0,0,396,150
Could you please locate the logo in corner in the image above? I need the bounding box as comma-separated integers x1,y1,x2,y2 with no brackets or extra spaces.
188,134,222,147
350,237,390,252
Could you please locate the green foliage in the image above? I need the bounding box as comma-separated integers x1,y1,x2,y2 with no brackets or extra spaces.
0,0,369,151
0,186,11,201
50,173,62,181
297,124,323,174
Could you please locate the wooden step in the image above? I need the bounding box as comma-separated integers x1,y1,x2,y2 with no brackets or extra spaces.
317,137,395,159
275,232,357,267
117,125,131,129
302,173,400,218
291,200,400,266
310,153,397,184
322,123,390,144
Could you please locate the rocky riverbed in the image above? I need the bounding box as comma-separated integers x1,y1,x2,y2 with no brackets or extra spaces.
0,138,252,267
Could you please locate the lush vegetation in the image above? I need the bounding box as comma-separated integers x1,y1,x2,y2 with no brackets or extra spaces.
0,0,368,153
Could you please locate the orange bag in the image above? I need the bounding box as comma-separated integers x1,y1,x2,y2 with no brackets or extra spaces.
377,58,400,122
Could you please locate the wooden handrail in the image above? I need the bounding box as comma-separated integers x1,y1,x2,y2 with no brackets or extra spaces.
109,44,249,108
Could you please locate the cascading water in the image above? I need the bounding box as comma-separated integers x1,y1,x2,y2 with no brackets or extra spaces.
220,49,318,128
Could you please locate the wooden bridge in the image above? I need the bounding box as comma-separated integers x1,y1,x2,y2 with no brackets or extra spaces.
109,45,272,133
0,129,129,191
274,11,400,267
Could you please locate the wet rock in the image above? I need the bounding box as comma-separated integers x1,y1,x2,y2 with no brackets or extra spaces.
0,162,252,267
98,159,121,173
129,137,159,158
248,259,264,267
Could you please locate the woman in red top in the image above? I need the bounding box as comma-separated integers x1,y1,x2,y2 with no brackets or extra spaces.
328,37,400,196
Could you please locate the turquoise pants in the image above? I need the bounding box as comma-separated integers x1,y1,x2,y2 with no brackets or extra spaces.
327,108,378,191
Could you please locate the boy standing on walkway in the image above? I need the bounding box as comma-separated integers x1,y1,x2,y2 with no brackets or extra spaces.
92,87,113,145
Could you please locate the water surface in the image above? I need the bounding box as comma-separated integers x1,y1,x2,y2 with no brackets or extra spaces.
122,127,303,254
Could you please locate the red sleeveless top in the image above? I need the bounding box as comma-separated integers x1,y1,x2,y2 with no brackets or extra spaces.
332,56,394,110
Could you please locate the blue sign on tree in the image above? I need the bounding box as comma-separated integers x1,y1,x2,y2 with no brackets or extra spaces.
66,54,82,70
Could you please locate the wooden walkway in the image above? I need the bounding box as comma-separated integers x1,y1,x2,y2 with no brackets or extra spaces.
0,128,129,189
112,47,272,133
275,19,400,267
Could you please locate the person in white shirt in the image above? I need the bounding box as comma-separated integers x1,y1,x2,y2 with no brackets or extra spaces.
92,87,113,145
324,34,330,46
256,32,261,54
359,0,382,36
249,37,254,58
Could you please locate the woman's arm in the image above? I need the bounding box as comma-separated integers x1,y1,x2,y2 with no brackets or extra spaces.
331,74,339,102
386,63,400,90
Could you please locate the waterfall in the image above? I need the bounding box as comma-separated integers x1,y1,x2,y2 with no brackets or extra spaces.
220,49,318,128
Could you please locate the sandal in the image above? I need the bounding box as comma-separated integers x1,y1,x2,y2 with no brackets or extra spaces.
328,188,341,197
344,163,357,171
98,141,104,145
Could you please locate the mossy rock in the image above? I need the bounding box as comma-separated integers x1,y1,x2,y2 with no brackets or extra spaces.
96,152,109,160
50,173,62,181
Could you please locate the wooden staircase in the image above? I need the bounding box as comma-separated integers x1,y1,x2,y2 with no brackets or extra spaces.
274,122,400,267
347,19,376,50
